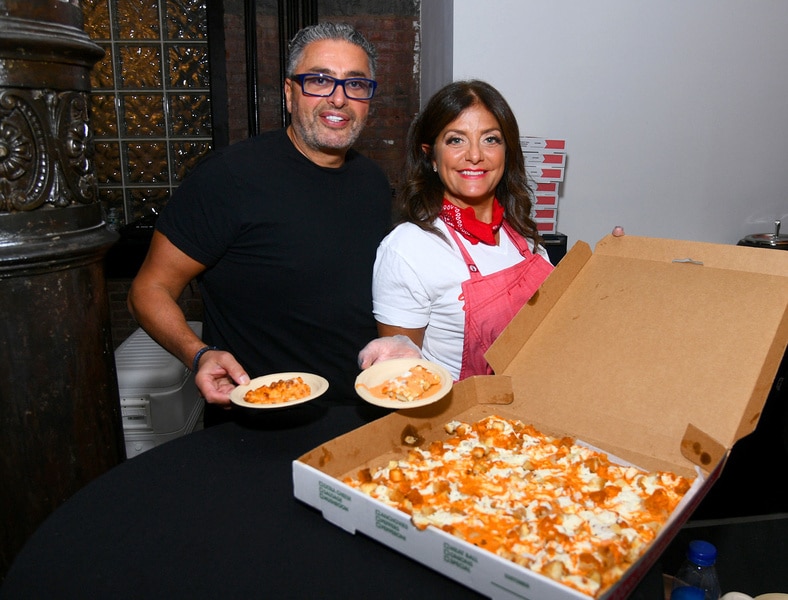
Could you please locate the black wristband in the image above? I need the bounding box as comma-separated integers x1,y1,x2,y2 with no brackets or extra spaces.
191,345,218,372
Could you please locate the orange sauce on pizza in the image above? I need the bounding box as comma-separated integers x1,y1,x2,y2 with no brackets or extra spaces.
345,415,693,597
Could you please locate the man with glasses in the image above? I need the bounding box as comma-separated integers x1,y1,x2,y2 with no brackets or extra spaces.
128,23,391,426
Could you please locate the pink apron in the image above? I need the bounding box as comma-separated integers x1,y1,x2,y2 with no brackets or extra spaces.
446,222,554,379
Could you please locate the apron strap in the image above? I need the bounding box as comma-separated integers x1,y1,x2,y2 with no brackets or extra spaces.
446,220,535,277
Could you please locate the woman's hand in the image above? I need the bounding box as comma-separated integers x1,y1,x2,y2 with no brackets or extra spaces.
358,335,423,369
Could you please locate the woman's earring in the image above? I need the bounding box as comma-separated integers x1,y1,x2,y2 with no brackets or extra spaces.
432,165,437,172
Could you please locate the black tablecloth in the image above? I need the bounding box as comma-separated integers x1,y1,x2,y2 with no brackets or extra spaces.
1,399,785,600
2,402,489,599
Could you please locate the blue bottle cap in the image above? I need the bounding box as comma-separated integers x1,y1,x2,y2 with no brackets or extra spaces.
671,587,706,600
687,539,717,566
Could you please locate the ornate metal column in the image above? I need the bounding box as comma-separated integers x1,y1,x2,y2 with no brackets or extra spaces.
0,0,125,578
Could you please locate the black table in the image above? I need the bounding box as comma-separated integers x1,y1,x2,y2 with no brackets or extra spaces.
1,399,785,600
2,402,490,599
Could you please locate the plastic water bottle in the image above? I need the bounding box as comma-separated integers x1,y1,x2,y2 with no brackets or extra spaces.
672,588,706,600
670,540,722,600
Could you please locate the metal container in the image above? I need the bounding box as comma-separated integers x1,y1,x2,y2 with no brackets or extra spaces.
738,220,788,250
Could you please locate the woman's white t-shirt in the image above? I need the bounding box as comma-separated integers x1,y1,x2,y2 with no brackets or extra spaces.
372,219,551,380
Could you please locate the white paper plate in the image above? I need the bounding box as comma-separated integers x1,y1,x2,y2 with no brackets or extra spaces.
230,372,329,409
354,358,453,409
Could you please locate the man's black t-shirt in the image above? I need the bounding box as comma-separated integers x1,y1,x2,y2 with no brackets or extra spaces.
158,129,391,410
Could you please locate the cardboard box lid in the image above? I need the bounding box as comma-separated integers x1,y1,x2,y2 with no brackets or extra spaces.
485,235,788,474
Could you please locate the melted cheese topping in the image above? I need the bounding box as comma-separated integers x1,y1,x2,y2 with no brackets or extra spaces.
344,415,692,597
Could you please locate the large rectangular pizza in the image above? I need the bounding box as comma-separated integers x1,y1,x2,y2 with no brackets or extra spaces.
344,414,693,597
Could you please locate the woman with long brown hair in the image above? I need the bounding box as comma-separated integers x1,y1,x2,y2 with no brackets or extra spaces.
359,80,554,380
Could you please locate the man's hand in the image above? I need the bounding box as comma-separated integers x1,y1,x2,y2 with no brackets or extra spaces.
194,349,250,405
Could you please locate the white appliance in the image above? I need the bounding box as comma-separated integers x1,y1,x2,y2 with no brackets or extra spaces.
115,321,203,458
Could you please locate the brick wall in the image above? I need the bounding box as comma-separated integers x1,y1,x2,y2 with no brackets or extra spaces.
107,278,204,350
107,279,137,348
342,13,420,192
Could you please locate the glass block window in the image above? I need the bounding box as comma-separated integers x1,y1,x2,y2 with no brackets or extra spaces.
83,0,212,225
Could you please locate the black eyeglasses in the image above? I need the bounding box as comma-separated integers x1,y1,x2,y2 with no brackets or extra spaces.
290,73,377,100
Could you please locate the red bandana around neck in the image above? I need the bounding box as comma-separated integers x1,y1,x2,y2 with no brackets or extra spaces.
440,199,504,245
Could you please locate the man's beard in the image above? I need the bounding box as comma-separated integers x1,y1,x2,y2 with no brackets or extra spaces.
291,107,367,152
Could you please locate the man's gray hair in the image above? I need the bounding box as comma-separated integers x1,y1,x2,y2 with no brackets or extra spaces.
286,22,378,79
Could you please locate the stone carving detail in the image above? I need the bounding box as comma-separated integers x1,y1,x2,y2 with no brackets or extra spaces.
0,88,97,212
56,91,98,207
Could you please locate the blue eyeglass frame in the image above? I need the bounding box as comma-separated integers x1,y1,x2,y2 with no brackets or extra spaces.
290,73,378,99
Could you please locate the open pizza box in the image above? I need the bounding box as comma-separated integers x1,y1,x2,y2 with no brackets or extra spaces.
293,234,788,599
